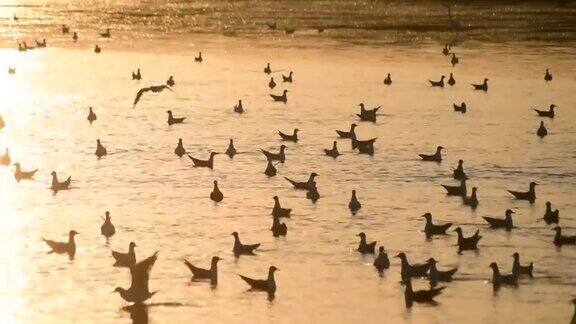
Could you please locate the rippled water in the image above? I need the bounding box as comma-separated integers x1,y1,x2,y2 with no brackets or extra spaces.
0,1,576,324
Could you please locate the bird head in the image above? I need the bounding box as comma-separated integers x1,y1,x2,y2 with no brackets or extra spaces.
213,180,218,186
51,171,56,176
351,123,357,128
113,287,124,294
427,258,437,264
421,212,432,219
458,159,463,165
129,242,136,249
378,246,385,253
546,201,551,207
489,262,498,270
550,104,557,109
229,138,234,144
283,90,288,94
472,187,478,193
357,232,366,238
358,103,364,108
269,266,279,273
512,252,519,260
231,231,239,237
273,196,279,200
394,252,406,259
105,211,110,219
530,181,538,187
178,138,183,143
280,145,287,150
294,128,300,133
484,78,489,82
69,230,79,236
166,110,172,114
311,172,319,177
212,256,222,263
505,209,515,216
440,75,445,79
210,152,219,157
437,146,444,151
453,227,463,234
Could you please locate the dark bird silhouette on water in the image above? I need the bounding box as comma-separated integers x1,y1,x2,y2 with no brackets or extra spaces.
453,102,466,113
0,148,11,166
183,256,221,286
112,242,137,267
357,232,377,254
403,279,445,308
210,180,223,202
422,213,452,238
195,52,203,63
512,253,533,278
544,68,552,82
383,73,392,85
114,251,158,304
232,232,260,256
537,121,548,138
95,45,101,53
454,227,481,253
450,53,459,66
264,160,276,177
427,258,457,287
272,196,291,218
442,44,450,56
14,162,37,182
483,209,514,231
336,123,357,139
306,181,320,202
395,252,430,282
167,110,186,125
42,230,78,259
100,211,115,239
534,104,556,118
373,247,390,272
429,75,445,87
35,39,47,48
51,171,71,192
324,141,340,158
471,78,488,91
543,201,559,224
508,181,537,203
278,128,299,142
166,76,175,87
282,71,293,82
351,135,377,155
62,24,70,34
441,178,467,197
448,73,455,86
188,152,218,169
553,227,576,246
133,85,172,108
490,262,518,289
271,214,287,237
72,32,78,42
349,190,361,213
261,145,286,163
239,266,278,295
100,28,111,38
357,103,380,122
87,107,97,124
233,100,244,114
462,187,478,209
132,68,141,80
270,90,288,103
453,159,467,180
95,139,107,158
268,77,276,89
225,139,237,158
174,138,185,157
419,146,443,162
264,63,271,74
8,67,15,74
285,172,318,190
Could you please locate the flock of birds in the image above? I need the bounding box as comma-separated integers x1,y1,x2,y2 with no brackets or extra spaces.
3,18,576,323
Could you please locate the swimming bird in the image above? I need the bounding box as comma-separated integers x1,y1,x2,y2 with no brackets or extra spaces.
489,262,518,289
18,43,26,52
419,146,443,162
14,162,37,182
357,232,377,254
132,69,141,80
383,73,392,85
450,53,459,66
453,102,466,113
272,196,291,218
282,71,293,82
94,45,101,53
62,24,70,34
441,178,467,197
264,160,277,177
422,213,452,238
537,121,548,138
225,139,237,158
72,32,78,42
403,278,445,308
264,63,271,74
544,69,552,82
166,76,175,87
429,76,445,87
357,103,380,122
483,209,514,231
271,214,287,237
512,253,533,278
395,252,431,281
442,44,450,56
195,52,203,63
348,190,361,213
50,171,71,192
261,145,286,163
336,123,357,139
232,232,260,256
507,181,538,203
448,73,455,86
100,211,115,239
8,67,15,74
87,107,97,123
462,187,478,209
324,141,340,158
95,139,107,158
188,152,218,169
553,227,576,246
278,128,299,142
285,172,318,190
133,85,172,108
452,159,466,180
112,242,137,267
233,99,244,114
174,138,186,157
167,110,186,125
239,266,278,295
373,247,390,271
35,39,47,48
183,256,221,286
270,90,288,103
454,227,481,252
471,78,488,91
210,180,223,202
268,77,276,89
0,148,11,166
114,251,158,304
427,258,458,287
351,136,377,155
543,201,559,225
534,104,556,118
42,230,78,258
306,181,320,202
100,28,111,38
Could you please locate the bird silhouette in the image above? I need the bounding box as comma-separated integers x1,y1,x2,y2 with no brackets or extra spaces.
232,232,260,256
483,209,514,231
534,104,556,118
210,180,223,202
471,78,489,91
349,190,361,213
270,90,288,103
269,77,276,89
451,53,459,66
553,227,576,246
87,107,97,124
183,256,221,286
427,258,457,287
167,110,186,125
239,266,278,296
50,171,71,192
508,181,537,203
225,139,237,158
543,201,559,224
174,138,186,157
462,187,479,209
95,139,108,158
195,52,203,63
373,247,390,272
132,68,142,80
100,28,111,38
429,76,445,87
512,252,533,278
454,227,481,253
336,123,357,139
403,278,445,308
285,172,318,190
419,146,443,162
357,103,380,122
272,196,291,218
357,232,376,254
278,128,299,142
271,214,287,237
489,262,518,289
453,102,466,113
233,100,244,114
100,211,115,238
42,230,78,259
544,68,552,82
95,45,101,53
14,163,37,182
395,252,430,282
452,159,467,179
282,71,293,82
448,73,455,86
264,63,271,74
133,85,172,108
441,178,467,197
537,121,548,138
114,251,159,304
112,242,137,267
422,213,452,238
383,73,392,85
166,76,175,87
261,145,286,163
188,152,218,169
264,160,277,177
324,141,340,158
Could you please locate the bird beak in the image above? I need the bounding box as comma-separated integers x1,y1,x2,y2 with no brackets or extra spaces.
510,210,515,214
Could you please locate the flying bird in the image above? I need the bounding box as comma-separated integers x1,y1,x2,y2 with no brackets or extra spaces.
133,85,172,108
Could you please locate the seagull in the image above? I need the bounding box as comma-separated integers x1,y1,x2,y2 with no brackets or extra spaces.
403,278,445,308
42,230,78,258
132,68,142,80
450,53,459,66
453,102,466,113
483,209,514,231
454,227,481,253
225,139,237,158
429,76,445,87
543,201,559,224
383,73,392,85
306,181,320,203
239,266,278,295
442,44,450,56
448,73,456,86
272,196,291,218
232,232,260,256
264,63,271,74
441,178,467,197
95,139,107,158
285,172,318,190
471,78,489,91
351,134,377,155
534,104,556,118
183,256,221,286
99,28,111,38
395,252,430,281
278,128,299,142
114,251,159,304
166,76,175,87
357,103,380,122
62,24,70,34
373,247,390,271
264,160,277,177
553,227,576,246
508,181,538,203
544,68,552,82
427,258,457,287
0,148,11,166
357,232,376,254
233,100,244,114
324,141,340,158
187,152,218,169
268,77,276,89
537,121,548,138
72,32,78,42
50,171,71,192
261,145,286,163
336,123,357,139
452,159,467,179
348,190,361,213
174,138,186,157
419,146,443,162
94,45,101,53
512,253,533,278
14,163,37,182
100,211,115,238
35,39,47,47
112,242,137,267
270,90,288,103
87,107,97,124
167,110,186,125
422,213,452,238
489,262,518,289
195,52,203,63
462,187,478,209
282,71,293,82
210,180,223,202
271,214,287,237
133,85,172,108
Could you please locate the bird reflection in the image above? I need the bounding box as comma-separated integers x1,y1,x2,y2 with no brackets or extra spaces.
122,303,149,324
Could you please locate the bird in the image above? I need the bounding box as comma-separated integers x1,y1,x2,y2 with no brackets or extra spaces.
188,152,218,169
453,102,466,113
166,76,175,87
183,256,221,286
543,201,559,224
282,71,293,82
357,103,380,122
348,190,361,213
383,73,392,85
225,139,237,158
210,180,223,202
264,159,276,177
112,242,137,267
133,85,172,108
448,73,456,86
419,146,443,162
94,45,101,53
452,159,467,179
462,187,479,209
512,253,533,278
50,171,71,192
483,209,514,231
441,178,467,197
271,214,287,237
442,44,450,56
534,104,556,118
450,53,459,66
373,247,390,271
324,141,340,158
174,138,186,157
427,258,458,287
264,63,271,74
403,278,445,308
270,90,288,103
537,121,548,138
232,232,260,256
454,227,481,252
351,134,377,154
261,145,286,163
14,163,37,182
62,24,70,34
8,66,15,74
99,28,111,38
357,232,376,254
285,172,318,190
268,77,276,89
508,181,538,203
429,75,445,87
100,211,115,238
72,32,78,42
489,262,518,289
421,213,452,238
95,139,107,158
132,68,141,80
42,230,78,258
395,252,430,281
239,266,278,295
336,123,357,139
0,148,11,166
167,110,186,125
272,196,291,218
306,181,320,203
553,227,576,246
195,52,203,63
113,251,158,304
233,99,244,114
544,68,552,82
18,43,27,52
278,128,299,142
87,107,97,124
35,39,47,48
471,78,489,91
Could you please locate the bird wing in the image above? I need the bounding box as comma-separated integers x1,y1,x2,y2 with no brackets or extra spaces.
183,260,210,278
239,275,267,290
130,251,158,295
133,87,150,107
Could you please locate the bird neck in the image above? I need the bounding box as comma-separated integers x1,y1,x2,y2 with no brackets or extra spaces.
491,265,500,276
267,271,276,282
68,235,75,245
